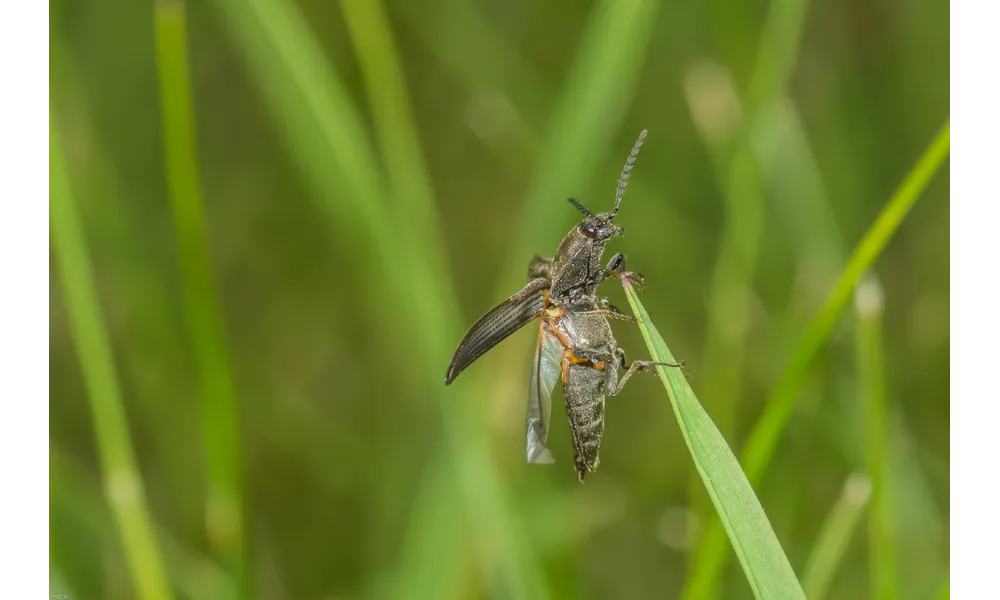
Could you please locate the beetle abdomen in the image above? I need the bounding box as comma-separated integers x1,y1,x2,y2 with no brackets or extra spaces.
564,364,606,480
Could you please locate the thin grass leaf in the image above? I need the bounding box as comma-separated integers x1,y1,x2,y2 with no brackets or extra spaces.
153,4,248,591
339,2,552,597
682,60,761,452
51,446,238,600
207,0,544,596
686,0,811,530
45,439,75,598
621,280,805,600
801,473,872,600
371,456,467,600
885,406,950,596
341,0,663,593
854,277,898,600
340,0,451,280
51,112,174,600
684,118,950,597
338,0,466,354
207,0,400,297
745,117,948,487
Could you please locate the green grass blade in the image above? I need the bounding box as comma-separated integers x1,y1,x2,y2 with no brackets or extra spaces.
683,59,763,449
335,14,510,594
854,278,898,600
374,457,467,600
338,0,462,355
621,280,806,600
800,473,871,600
52,446,238,600
743,118,948,481
208,0,399,278
153,2,248,591
340,0,450,279
684,118,949,597
207,0,544,596
687,0,810,524
45,438,74,597
51,112,174,600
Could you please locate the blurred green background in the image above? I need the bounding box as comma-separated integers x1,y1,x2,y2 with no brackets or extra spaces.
50,0,949,598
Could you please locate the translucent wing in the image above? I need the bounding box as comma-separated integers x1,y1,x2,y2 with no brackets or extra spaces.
526,325,562,463
445,277,548,384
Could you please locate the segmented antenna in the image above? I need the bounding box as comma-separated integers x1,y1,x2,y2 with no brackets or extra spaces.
568,197,595,217
610,129,647,219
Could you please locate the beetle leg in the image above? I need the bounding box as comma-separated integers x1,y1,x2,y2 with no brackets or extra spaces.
605,252,626,272
609,359,685,396
603,252,646,291
574,297,643,323
574,309,638,323
596,296,626,314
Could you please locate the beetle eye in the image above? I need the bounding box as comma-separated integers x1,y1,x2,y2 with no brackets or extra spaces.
582,224,598,238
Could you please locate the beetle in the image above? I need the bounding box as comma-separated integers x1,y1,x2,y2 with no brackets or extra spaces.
526,293,680,480
528,129,650,306
444,129,681,479
444,130,650,385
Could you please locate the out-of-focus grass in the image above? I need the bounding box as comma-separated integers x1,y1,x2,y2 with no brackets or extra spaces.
206,0,544,596
624,281,806,600
51,114,174,600
683,119,950,598
50,0,951,596
741,119,949,480
936,577,949,600
338,2,501,596
684,62,762,447
153,3,247,593
340,0,452,298
855,277,898,600
52,447,237,600
686,0,809,524
395,0,665,592
800,473,871,600
45,440,73,597
885,405,949,597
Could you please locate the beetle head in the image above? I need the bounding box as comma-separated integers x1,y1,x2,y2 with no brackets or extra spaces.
568,200,625,242
565,128,647,243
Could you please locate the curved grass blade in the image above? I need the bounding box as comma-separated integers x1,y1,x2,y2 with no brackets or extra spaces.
621,280,805,600
51,112,174,600
684,118,950,598
153,3,247,591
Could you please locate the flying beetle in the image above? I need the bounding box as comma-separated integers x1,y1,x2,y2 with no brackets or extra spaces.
445,130,682,480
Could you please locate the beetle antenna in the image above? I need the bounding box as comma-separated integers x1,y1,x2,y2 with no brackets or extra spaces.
611,129,647,219
568,198,595,217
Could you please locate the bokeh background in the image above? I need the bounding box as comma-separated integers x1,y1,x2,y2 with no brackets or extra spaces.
50,0,949,598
